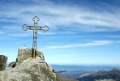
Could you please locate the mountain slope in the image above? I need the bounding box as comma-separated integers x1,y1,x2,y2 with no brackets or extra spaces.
77,68,120,81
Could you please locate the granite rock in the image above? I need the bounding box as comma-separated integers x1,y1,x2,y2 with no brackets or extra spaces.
17,46,44,63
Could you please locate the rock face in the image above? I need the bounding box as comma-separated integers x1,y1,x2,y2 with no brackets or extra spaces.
0,58,56,81
17,46,44,63
0,47,77,81
0,55,7,71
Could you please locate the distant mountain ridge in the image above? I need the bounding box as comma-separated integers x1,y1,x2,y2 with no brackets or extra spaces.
52,65,120,79
52,65,120,72
77,68,120,81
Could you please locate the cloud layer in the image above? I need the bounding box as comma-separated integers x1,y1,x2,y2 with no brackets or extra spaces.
45,40,112,49
0,0,120,38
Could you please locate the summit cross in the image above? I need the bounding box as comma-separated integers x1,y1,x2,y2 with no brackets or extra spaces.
22,16,49,58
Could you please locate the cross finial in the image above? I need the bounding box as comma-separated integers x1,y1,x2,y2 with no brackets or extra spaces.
33,16,40,24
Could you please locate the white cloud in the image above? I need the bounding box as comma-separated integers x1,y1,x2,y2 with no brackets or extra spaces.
45,40,112,49
0,0,120,37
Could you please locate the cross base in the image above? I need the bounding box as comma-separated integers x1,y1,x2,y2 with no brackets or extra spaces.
32,48,37,58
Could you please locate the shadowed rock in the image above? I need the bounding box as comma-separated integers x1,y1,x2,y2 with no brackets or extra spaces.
0,55,7,71
8,62,16,68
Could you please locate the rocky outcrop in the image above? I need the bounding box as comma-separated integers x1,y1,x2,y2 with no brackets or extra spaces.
0,47,56,81
0,55,7,71
17,46,44,63
0,58,56,81
0,47,77,81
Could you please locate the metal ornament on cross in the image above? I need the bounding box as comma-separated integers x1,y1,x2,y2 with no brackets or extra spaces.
22,16,49,58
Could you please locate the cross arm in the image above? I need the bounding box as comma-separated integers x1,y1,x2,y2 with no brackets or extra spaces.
37,25,49,32
22,24,34,31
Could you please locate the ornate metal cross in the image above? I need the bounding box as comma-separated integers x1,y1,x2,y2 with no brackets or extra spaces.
22,16,49,58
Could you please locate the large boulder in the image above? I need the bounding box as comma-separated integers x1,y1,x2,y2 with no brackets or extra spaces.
17,46,44,63
0,55,7,71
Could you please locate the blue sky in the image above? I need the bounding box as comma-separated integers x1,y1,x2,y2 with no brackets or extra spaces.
0,0,120,65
